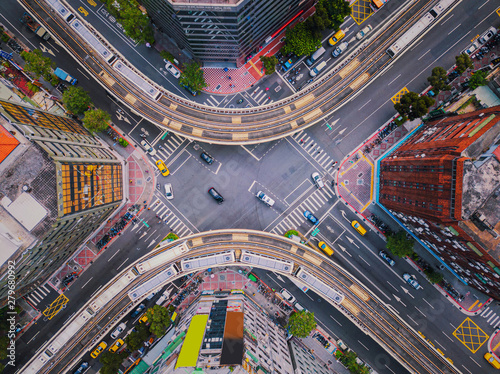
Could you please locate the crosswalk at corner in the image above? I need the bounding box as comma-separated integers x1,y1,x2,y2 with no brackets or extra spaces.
271,187,336,235
152,133,185,162
248,87,274,105
479,306,500,327
24,284,56,309
147,198,193,237
291,130,338,170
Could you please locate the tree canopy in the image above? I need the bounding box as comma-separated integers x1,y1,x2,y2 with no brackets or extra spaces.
104,0,154,44
260,56,278,75
424,268,444,284
282,23,321,57
125,322,150,351
304,2,331,39
20,49,54,80
427,66,451,93
468,70,488,90
83,108,110,134
179,62,207,93
99,351,128,374
455,53,473,74
287,310,316,338
336,350,370,374
386,231,414,258
394,91,435,121
146,305,171,337
322,0,352,31
62,86,93,115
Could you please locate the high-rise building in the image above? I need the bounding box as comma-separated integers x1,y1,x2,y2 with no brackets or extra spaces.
379,106,500,299
0,100,123,304
141,0,314,67
137,290,319,373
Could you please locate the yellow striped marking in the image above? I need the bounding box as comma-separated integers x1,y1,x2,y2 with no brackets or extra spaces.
339,59,361,79
391,87,409,104
99,71,115,86
232,116,241,124
249,60,264,77
232,233,249,241
190,237,203,246
349,73,369,92
169,121,182,130
303,108,323,123
340,298,361,316
349,284,370,301
232,132,249,141
289,120,298,129
468,299,479,310
294,94,315,109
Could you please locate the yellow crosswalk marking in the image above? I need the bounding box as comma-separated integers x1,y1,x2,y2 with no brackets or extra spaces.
453,317,488,353
391,87,409,104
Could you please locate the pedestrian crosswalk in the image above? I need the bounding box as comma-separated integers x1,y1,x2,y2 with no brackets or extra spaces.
24,284,56,308
291,130,338,170
270,187,335,235
147,198,193,238
248,87,274,105
479,307,500,327
152,133,185,162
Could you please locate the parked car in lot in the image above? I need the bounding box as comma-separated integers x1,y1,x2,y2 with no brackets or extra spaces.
311,172,324,189
351,220,367,235
109,339,124,353
91,341,107,358
256,191,275,207
155,159,170,176
208,187,224,204
110,322,127,339
164,60,181,78
164,183,173,199
332,42,349,58
378,250,395,266
200,152,214,164
140,140,157,156
356,24,373,40
303,210,319,224
131,304,146,318
402,273,421,290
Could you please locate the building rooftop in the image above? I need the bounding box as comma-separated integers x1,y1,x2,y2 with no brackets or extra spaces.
171,0,240,6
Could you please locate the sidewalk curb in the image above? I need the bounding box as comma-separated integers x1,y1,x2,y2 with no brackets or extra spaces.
488,328,500,361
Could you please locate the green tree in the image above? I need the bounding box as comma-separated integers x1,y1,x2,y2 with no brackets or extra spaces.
20,49,54,80
424,268,443,284
103,0,154,44
468,70,488,89
386,231,414,258
427,67,451,93
455,53,473,74
322,0,352,30
0,336,9,360
260,56,278,75
146,305,171,337
179,62,207,93
99,351,128,374
83,108,110,134
62,86,93,115
282,23,321,57
304,3,331,39
394,91,435,121
287,310,316,338
125,322,150,351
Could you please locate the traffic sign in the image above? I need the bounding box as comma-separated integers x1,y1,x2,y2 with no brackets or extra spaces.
311,228,320,236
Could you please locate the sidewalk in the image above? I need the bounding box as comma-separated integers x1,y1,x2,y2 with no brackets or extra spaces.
201,6,317,94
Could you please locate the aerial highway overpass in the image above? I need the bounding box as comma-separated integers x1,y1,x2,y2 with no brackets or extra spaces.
23,230,458,374
18,0,458,144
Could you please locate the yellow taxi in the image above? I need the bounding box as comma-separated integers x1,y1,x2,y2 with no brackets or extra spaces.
351,220,367,236
91,341,107,358
328,29,345,46
485,352,500,369
318,241,334,256
155,160,170,176
139,314,149,324
109,339,124,353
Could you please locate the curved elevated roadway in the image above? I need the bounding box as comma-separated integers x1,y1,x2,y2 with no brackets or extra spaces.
18,0,454,144
32,230,458,374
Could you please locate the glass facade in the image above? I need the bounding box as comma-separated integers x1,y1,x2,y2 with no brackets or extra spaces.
141,0,313,66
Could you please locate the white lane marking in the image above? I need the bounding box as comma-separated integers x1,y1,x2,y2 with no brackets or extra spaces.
461,365,473,374
387,74,401,85
417,49,431,60
387,281,399,292
407,315,418,325
478,0,490,10
27,331,40,344
358,340,370,351
330,315,342,326
384,364,396,374
108,249,120,262
415,306,427,317
358,99,372,110
81,277,93,289
443,331,454,342
447,23,461,35
116,258,129,271
422,298,434,309
469,357,481,367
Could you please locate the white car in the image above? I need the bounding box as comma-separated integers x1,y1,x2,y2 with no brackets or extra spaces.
280,288,297,304
110,322,126,339
164,60,181,78
356,24,372,40
256,191,275,207
403,273,421,290
479,26,497,44
140,140,156,156
311,172,324,189
164,183,173,200
156,289,171,305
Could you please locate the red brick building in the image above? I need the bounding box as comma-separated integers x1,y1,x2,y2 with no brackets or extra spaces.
379,106,500,299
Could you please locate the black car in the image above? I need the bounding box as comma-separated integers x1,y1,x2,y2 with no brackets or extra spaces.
200,152,214,165
130,303,146,318
208,187,224,204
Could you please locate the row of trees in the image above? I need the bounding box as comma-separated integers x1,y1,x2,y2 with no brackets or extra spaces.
103,0,154,44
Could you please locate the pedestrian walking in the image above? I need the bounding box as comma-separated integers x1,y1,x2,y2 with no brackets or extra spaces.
300,139,304,144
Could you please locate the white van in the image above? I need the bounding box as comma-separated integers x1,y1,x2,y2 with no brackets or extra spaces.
306,47,326,66
294,302,305,311
280,288,297,304
310,61,327,77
